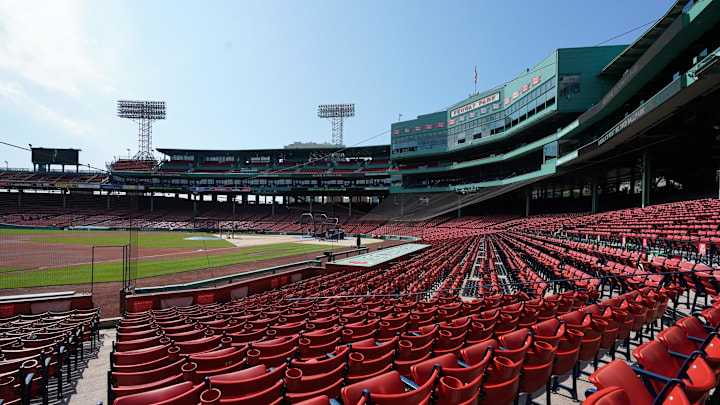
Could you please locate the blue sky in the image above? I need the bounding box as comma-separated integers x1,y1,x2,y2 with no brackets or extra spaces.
0,0,675,170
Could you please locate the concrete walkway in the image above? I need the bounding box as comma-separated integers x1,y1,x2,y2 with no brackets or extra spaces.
45,328,113,405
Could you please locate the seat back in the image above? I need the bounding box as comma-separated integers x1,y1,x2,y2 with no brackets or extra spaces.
656,326,697,357
208,363,286,398
676,316,709,339
114,382,203,405
589,360,655,405
341,370,437,405
497,328,533,362
460,339,498,366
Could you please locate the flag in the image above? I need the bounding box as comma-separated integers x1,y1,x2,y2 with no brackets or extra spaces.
474,66,477,84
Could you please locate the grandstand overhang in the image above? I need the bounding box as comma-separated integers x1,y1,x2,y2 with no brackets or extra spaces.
600,0,691,77
156,145,390,162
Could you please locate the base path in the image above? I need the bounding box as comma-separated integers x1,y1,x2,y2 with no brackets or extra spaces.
219,233,382,248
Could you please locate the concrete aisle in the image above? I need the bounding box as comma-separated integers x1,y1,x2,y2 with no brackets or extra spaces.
65,329,113,405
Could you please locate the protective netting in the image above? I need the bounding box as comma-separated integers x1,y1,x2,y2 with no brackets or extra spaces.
0,190,138,291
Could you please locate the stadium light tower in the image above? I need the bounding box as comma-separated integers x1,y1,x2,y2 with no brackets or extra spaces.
117,100,166,160
318,104,355,146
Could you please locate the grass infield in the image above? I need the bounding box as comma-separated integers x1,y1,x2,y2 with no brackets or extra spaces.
0,242,329,289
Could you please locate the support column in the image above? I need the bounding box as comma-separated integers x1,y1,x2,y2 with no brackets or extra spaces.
525,191,531,217
107,194,110,209
150,195,154,212
193,195,198,213
591,178,599,213
641,150,652,208
242,194,248,205
349,197,352,218
17,190,22,207
62,190,67,208
457,194,461,218
271,197,275,216
400,197,404,217
309,197,313,213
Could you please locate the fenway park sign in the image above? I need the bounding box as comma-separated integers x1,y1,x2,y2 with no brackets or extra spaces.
450,93,500,118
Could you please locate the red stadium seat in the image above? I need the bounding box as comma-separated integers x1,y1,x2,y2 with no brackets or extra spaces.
207,363,286,404
588,360,690,405
341,369,438,405
461,342,523,405
113,381,203,405
632,341,715,404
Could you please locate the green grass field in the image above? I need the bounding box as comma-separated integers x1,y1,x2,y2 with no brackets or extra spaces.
0,240,329,289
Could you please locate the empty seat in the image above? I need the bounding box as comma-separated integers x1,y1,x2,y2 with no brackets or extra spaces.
588,360,690,405
632,341,715,404
341,369,438,405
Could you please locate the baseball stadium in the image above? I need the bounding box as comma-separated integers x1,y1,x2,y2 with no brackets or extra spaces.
3,0,720,404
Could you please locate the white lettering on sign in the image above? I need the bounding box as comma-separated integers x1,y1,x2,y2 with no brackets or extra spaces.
450,93,500,118
597,105,646,146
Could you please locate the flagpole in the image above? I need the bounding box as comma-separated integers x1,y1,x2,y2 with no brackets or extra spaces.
474,66,477,95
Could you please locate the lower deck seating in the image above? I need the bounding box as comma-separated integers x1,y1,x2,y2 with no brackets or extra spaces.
0,308,101,404
6,198,718,404
103,221,714,405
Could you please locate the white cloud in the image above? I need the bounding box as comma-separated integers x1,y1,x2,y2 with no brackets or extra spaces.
0,81,94,135
0,0,116,96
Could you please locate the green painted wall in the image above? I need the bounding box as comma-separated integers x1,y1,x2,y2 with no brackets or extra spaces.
391,111,448,155
391,45,627,160
556,46,627,112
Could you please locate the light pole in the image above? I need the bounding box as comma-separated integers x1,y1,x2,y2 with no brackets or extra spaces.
4,161,7,170
117,100,166,160
318,104,355,146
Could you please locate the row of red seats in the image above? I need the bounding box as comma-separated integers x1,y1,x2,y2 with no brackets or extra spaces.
585,306,720,404
107,276,675,405
103,212,716,405
0,308,100,404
